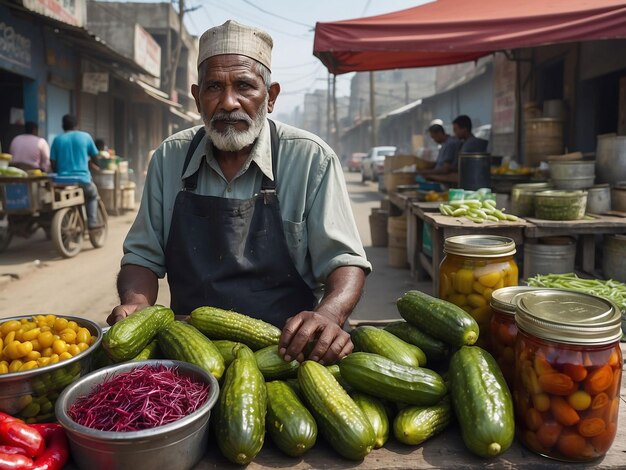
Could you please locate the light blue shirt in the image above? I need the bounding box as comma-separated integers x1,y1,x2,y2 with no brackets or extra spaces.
50,131,98,183
122,120,371,291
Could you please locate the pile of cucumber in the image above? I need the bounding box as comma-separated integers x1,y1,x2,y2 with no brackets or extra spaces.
99,295,515,463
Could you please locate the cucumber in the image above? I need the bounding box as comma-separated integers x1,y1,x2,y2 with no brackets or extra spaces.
190,306,281,350
216,345,267,464
393,399,452,445
131,340,161,361
266,381,317,457
339,352,447,406
298,360,375,460
449,346,514,457
103,306,174,362
351,326,426,367
157,321,225,380
326,364,353,392
213,340,243,368
397,291,479,347
384,321,449,362
255,345,299,380
351,393,389,448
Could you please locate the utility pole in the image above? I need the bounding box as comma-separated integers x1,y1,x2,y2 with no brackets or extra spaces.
369,71,377,147
332,74,339,152
326,73,332,143
168,0,185,100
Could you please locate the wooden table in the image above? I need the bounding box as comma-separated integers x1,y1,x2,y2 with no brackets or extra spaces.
409,204,529,294
524,214,626,276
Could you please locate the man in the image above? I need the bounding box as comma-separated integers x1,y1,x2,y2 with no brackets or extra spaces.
109,21,370,365
420,122,460,175
453,115,488,153
9,121,50,171
50,115,102,230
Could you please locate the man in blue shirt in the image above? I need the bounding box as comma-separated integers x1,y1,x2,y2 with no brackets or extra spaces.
421,123,461,175
50,115,101,229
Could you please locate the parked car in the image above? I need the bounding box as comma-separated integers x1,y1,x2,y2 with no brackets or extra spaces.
347,152,366,172
361,146,397,182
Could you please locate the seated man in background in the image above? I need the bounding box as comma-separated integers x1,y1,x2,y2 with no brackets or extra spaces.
453,115,488,153
420,123,460,175
9,121,50,171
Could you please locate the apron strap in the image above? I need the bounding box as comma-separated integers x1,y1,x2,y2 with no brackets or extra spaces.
181,120,279,191
182,127,206,191
261,119,279,191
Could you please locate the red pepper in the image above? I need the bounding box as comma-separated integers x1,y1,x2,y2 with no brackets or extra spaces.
28,424,68,470
0,415,22,425
0,452,33,470
0,447,26,456
0,422,44,459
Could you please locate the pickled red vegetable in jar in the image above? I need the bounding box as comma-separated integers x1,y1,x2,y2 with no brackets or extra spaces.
514,290,623,462
439,235,518,350
489,286,538,389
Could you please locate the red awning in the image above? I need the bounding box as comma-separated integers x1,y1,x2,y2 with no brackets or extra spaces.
314,0,626,74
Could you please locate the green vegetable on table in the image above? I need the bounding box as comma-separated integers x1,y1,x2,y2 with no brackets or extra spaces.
526,273,626,314
439,198,519,223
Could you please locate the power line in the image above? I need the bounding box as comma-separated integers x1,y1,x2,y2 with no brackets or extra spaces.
240,0,313,29
361,0,372,16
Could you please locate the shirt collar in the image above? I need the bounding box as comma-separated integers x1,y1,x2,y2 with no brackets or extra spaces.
181,120,273,182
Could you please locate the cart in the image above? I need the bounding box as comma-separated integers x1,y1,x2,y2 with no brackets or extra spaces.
0,175,108,258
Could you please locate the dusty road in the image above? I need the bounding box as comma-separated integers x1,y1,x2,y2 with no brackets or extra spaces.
0,171,424,325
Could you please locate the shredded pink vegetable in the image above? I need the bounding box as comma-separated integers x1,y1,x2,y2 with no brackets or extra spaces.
68,365,209,432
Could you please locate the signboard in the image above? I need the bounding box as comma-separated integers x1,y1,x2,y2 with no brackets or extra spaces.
0,22,32,71
492,52,516,134
22,0,85,28
82,72,109,94
133,24,161,78
4,183,30,211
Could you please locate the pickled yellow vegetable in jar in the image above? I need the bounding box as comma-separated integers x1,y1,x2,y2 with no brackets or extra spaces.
439,235,518,350
0,315,96,374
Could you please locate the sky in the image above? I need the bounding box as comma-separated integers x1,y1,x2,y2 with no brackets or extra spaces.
111,0,430,115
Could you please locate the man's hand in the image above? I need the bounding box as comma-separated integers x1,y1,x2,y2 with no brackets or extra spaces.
107,303,149,326
279,310,353,365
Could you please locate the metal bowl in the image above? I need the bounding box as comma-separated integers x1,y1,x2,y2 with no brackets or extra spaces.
0,315,102,421
56,360,219,470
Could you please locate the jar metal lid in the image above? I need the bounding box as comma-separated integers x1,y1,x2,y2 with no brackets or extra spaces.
490,286,541,315
515,290,622,345
444,235,516,258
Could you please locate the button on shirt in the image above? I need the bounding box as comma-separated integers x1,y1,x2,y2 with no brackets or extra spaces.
9,134,50,171
122,120,371,290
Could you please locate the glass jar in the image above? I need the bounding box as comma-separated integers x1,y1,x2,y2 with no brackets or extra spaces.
489,286,538,388
514,290,623,462
439,235,518,350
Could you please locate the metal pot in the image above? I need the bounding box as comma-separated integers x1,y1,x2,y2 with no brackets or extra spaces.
612,182,626,212
586,184,611,214
603,234,626,283
0,316,102,420
56,360,220,470
511,182,553,217
596,134,626,185
548,160,595,190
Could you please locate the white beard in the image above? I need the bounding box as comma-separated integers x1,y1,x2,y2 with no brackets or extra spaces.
204,96,268,152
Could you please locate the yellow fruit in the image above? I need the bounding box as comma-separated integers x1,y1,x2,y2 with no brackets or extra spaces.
472,281,486,294
478,271,502,288
4,331,16,344
471,305,493,323
482,288,494,302
59,329,76,344
9,360,24,373
568,391,592,411
52,340,68,355
454,269,475,294
19,360,38,371
24,351,41,361
0,320,21,336
67,344,81,356
37,357,51,367
58,352,72,361
467,294,487,308
0,361,8,374
67,321,79,332
38,331,55,349
76,328,91,344
22,328,41,342
41,347,53,357
53,318,68,332
77,342,89,352
532,393,551,412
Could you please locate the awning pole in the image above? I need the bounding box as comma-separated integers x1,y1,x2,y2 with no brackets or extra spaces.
370,71,377,147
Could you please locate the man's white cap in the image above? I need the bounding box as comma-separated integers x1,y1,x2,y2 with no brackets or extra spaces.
429,119,444,127
197,20,273,71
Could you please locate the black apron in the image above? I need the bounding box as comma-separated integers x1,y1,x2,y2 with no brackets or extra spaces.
164,120,317,327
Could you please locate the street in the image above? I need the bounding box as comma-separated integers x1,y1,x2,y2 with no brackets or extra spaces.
0,171,422,325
